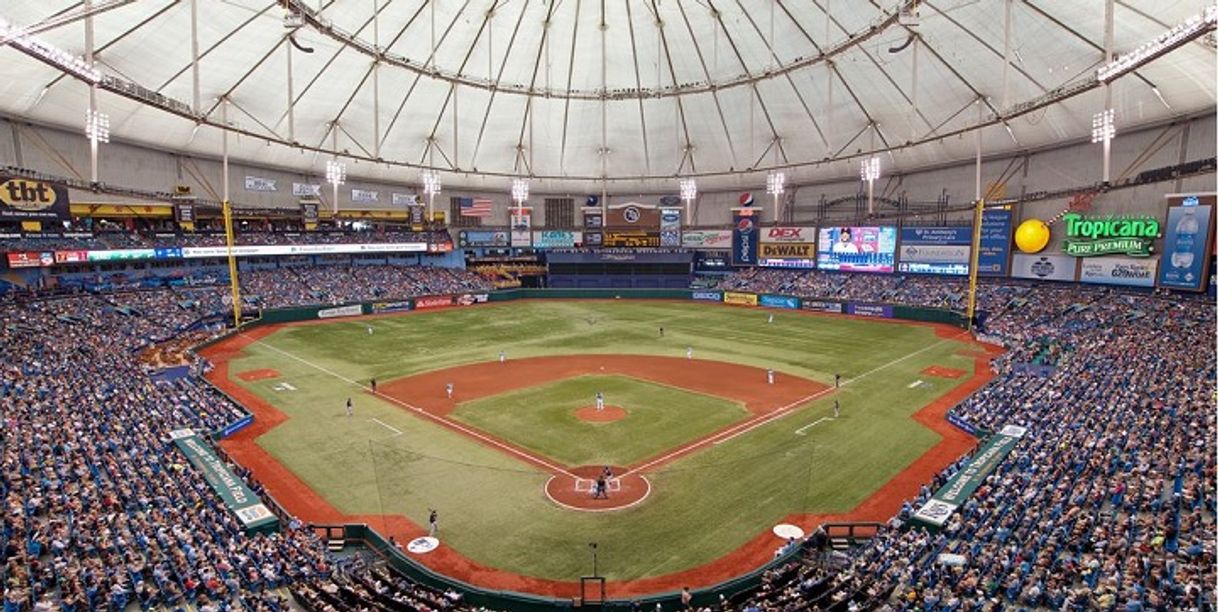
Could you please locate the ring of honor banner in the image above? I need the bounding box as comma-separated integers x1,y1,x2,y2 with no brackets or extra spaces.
300,202,320,230
1158,194,1215,291
511,208,532,247
408,205,426,231
174,201,195,231
731,211,761,265
660,208,682,247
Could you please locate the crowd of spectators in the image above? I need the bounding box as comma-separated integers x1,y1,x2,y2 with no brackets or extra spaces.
722,270,1216,611
2,260,1213,611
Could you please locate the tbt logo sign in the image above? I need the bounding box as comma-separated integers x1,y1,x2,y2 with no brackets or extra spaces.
0,178,69,220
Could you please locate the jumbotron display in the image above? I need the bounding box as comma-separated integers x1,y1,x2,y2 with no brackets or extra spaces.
816,226,897,273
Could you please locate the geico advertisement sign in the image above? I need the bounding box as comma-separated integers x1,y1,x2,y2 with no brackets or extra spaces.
762,227,816,243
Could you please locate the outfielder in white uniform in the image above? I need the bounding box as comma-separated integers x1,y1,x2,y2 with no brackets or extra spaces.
686,346,693,360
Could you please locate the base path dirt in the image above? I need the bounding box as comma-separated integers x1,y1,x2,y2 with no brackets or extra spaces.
197,309,1005,600
921,365,968,378
236,368,281,381
574,405,628,422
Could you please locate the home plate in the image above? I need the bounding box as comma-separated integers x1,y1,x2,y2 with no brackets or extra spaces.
406,536,439,554
772,524,805,540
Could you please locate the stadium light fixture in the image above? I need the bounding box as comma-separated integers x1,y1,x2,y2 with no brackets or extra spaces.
0,19,102,83
860,156,882,182
1092,109,1116,185
679,177,697,220
766,172,785,223
325,159,346,186
421,169,441,196
511,177,529,208
1091,109,1115,144
84,109,110,144
861,156,881,216
1096,6,1217,83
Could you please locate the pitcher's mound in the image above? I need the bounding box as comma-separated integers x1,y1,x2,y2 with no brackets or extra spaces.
574,405,627,422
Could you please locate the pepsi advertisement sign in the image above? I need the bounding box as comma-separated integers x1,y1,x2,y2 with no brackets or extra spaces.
732,213,760,266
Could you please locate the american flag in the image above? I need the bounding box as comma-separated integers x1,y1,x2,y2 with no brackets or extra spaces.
459,197,493,217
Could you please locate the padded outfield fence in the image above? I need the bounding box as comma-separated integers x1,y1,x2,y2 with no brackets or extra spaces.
191,288,973,609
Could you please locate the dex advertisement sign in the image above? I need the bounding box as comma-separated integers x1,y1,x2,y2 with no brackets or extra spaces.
1158,200,1213,291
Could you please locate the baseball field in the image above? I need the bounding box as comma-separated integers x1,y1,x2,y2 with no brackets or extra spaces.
203,299,997,597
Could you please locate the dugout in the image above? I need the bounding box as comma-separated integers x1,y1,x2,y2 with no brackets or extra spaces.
546,249,693,289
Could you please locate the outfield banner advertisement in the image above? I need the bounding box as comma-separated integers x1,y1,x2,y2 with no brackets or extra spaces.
1158,197,1214,291
415,295,455,309
531,231,581,249
912,425,1026,528
898,227,972,276
511,209,532,247
455,293,490,306
170,429,278,533
723,291,758,306
317,304,363,319
6,252,52,268
458,230,510,248
177,243,428,259
691,291,723,301
682,230,733,249
731,213,760,265
660,208,682,247
759,294,800,309
846,303,893,318
371,300,413,313
802,300,844,314
978,210,1013,276
1011,253,1077,282
817,226,896,272
0,176,70,221
1079,256,1159,287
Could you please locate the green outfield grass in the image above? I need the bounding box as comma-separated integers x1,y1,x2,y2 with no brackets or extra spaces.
227,300,978,582
451,375,748,466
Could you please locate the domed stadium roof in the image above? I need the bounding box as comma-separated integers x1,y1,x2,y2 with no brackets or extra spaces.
0,0,1214,193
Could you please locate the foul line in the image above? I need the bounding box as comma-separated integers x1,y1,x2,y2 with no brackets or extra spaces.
622,330,970,476
369,418,403,437
794,417,833,436
241,333,578,479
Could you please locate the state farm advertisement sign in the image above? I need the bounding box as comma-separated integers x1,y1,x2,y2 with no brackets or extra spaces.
414,295,454,309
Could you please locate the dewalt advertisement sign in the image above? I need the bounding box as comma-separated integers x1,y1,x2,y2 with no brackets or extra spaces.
0,177,70,221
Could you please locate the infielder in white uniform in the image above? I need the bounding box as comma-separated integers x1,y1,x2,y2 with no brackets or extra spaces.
767,369,775,385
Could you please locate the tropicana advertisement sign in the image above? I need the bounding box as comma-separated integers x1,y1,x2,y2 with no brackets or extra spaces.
1061,213,1160,257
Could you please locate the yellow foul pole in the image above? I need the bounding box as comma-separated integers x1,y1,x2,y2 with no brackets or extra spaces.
222,199,242,328
966,198,985,331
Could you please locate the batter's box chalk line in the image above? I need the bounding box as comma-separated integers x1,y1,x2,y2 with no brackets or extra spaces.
574,477,622,492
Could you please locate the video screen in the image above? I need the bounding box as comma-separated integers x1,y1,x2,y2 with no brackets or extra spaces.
816,226,896,273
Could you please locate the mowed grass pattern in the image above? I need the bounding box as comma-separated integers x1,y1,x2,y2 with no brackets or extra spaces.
451,375,748,466
229,300,977,581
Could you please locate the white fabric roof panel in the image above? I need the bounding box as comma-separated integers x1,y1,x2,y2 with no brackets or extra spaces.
0,0,1212,194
